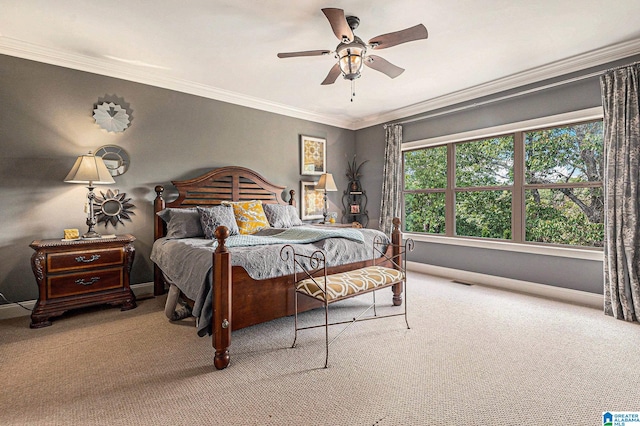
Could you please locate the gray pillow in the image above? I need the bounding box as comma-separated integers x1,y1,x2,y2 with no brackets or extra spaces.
263,204,303,228
197,205,239,238
287,205,303,226
157,208,204,239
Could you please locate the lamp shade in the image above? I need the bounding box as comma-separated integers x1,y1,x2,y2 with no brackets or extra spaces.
64,152,115,185
316,173,337,192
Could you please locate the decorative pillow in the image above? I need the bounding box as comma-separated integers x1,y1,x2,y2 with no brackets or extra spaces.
263,204,303,228
157,208,204,239
262,204,292,228
197,205,239,239
288,205,303,226
223,200,270,235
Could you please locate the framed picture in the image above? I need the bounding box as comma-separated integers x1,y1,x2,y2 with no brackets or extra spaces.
350,204,360,214
300,181,324,220
300,135,326,175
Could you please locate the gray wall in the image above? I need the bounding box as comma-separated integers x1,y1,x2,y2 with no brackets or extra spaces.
355,55,640,295
0,54,355,303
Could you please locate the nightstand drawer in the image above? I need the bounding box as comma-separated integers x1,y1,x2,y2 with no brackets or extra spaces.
47,268,123,298
48,248,124,272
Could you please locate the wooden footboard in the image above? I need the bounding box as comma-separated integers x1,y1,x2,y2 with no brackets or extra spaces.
211,218,404,370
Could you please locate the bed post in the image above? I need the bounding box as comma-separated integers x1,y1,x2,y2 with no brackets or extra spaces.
153,186,166,296
289,189,296,206
391,217,403,306
213,226,232,370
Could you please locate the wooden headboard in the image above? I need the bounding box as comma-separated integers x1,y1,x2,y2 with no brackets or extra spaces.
153,166,295,241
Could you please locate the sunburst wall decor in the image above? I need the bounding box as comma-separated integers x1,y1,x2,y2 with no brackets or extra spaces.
95,189,136,227
93,102,130,133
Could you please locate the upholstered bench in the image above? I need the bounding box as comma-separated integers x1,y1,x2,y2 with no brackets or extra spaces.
296,265,404,302
281,238,413,368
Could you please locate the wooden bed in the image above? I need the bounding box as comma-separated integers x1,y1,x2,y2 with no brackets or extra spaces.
152,166,403,369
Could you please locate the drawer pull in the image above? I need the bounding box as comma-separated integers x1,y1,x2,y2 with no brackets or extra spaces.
75,277,100,286
75,254,101,263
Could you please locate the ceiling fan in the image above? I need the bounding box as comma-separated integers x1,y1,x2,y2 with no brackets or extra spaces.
277,8,428,100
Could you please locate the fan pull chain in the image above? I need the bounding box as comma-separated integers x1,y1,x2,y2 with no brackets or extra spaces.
351,79,356,102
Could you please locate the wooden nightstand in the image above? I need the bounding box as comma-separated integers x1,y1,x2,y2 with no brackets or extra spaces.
29,234,136,328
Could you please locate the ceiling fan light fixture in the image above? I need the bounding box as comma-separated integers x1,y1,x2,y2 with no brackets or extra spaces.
337,40,366,81
277,8,428,102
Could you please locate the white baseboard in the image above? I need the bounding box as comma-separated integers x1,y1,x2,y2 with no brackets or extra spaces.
130,281,156,299
0,282,156,321
0,299,36,320
407,261,603,310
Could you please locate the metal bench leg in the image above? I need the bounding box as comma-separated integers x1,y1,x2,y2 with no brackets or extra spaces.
373,290,377,317
292,291,299,348
324,299,329,368
404,278,410,329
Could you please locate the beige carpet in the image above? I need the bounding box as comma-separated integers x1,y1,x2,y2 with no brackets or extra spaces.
1,272,638,425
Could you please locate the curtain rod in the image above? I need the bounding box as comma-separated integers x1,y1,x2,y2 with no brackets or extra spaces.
390,69,604,127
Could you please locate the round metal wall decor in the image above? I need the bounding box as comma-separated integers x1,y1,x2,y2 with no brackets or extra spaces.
95,145,130,176
95,189,136,228
93,102,130,133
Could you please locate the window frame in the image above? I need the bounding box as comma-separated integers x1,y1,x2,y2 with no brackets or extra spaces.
400,107,604,260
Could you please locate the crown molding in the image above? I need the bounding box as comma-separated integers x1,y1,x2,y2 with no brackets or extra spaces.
352,38,640,130
0,37,355,130
2,36,639,131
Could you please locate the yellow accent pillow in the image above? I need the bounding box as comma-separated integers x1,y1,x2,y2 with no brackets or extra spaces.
224,200,270,235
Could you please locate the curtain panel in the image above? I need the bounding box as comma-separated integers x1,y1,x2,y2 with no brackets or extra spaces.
379,124,402,235
600,63,640,322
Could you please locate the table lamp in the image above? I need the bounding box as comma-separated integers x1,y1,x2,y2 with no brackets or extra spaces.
316,173,337,223
64,151,115,238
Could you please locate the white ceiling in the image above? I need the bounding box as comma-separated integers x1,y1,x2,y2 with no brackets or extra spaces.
1,1,640,130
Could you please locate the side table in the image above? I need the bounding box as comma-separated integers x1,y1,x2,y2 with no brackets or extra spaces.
29,234,136,328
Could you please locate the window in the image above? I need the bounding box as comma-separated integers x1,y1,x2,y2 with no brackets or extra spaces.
455,136,513,239
524,121,604,246
402,119,604,248
404,146,446,234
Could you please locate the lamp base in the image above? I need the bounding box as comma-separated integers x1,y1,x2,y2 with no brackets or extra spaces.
84,188,100,239
82,230,102,239
322,192,328,224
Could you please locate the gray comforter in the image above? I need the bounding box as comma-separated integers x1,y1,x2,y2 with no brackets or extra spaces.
150,226,390,336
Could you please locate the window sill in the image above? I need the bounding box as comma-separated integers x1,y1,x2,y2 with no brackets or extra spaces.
402,232,603,261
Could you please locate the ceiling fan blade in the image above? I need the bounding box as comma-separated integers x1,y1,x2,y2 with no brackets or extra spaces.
364,55,405,79
277,50,331,58
322,8,353,42
368,24,428,50
321,63,342,85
